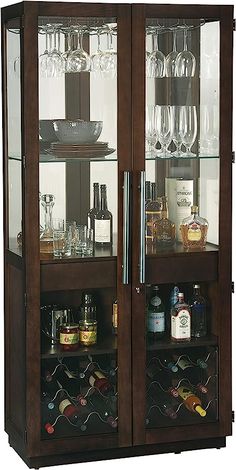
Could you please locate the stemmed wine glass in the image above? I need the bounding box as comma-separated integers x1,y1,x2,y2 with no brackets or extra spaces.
47,25,65,77
67,27,90,72
171,105,184,157
62,27,74,73
147,30,166,78
100,26,117,78
156,105,172,158
90,27,103,73
165,29,178,77
175,28,196,77
39,25,51,78
180,106,197,157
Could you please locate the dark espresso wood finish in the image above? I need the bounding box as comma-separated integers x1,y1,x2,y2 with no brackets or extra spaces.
1,2,233,468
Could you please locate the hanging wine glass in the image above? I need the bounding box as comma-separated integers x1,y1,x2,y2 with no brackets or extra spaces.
165,29,178,77
100,26,117,78
156,105,172,158
47,25,65,77
62,27,74,73
67,27,90,72
147,30,166,78
90,27,103,73
39,25,51,78
180,106,197,157
171,105,184,157
175,28,196,77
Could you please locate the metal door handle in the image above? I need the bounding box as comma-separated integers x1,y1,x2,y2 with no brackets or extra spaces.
139,170,145,284
122,171,130,284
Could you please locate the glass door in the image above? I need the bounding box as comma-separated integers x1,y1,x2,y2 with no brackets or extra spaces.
132,4,233,447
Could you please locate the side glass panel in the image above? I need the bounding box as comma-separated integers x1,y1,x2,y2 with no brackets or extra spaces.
38,17,118,439
6,20,22,255
145,19,219,428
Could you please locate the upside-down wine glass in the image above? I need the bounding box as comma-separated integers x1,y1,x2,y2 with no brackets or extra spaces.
39,25,50,78
165,29,178,77
147,30,166,78
47,25,65,77
68,27,90,72
100,26,117,78
175,28,196,78
90,27,103,73
62,27,74,73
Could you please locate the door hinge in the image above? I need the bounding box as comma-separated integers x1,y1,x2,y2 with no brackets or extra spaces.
24,429,27,444
233,19,236,31
232,152,235,163
24,292,27,307
22,155,26,168
232,410,235,422
232,282,234,293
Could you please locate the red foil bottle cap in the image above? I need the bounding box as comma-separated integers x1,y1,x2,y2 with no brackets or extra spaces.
77,395,87,407
170,387,179,398
45,423,54,434
198,383,208,394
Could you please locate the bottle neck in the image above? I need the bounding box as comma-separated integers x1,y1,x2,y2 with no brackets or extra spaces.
151,183,158,201
161,198,168,219
93,185,100,210
101,189,108,211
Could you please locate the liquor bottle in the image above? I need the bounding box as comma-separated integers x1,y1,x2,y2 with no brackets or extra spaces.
170,285,180,309
145,181,151,206
147,285,165,339
189,284,207,337
88,369,114,396
88,393,117,428
171,292,191,342
94,184,113,246
147,388,177,420
153,196,176,246
145,183,162,242
112,300,118,335
80,293,97,322
180,205,208,250
146,362,178,397
40,194,55,254
177,386,207,417
172,356,208,394
88,183,100,230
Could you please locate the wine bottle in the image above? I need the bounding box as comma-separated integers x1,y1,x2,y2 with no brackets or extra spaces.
58,394,86,428
172,356,208,394
88,369,114,396
177,386,206,417
94,184,113,246
55,367,87,406
80,292,97,322
88,182,100,230
88,393,117,428
42,401,58,435
160,355,179,373
146,362,178,397
145,181,151,206
189,352,208,369
189,284,207,338
147,388,177,420
147,285,165,338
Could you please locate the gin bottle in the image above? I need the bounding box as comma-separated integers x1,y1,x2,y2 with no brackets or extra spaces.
171,292,191,342
147,285,165,339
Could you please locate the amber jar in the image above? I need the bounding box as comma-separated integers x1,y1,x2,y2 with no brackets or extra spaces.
79,320,97,346
59,323,79,351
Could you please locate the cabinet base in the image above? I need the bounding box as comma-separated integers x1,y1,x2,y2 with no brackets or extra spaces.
9,436,226,469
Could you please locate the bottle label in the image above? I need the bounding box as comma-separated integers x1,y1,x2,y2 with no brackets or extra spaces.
178,358,192,370
177,387,193,401
187,224,201,241
79,330,97,345
60,332,79,345
64,369,75,379
95,220,111,243
112,303,118,329
89,370,105,387
148,311,165,333
59,399,71,414
146,211,161,239
171,308,191,339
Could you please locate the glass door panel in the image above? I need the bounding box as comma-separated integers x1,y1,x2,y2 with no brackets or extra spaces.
38,15,119,440
6,19,23,255
145,17,220,430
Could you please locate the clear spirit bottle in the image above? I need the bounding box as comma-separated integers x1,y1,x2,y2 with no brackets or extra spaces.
153,196,176,246
180,205,208,250
171,292,191,342
40,194,55,254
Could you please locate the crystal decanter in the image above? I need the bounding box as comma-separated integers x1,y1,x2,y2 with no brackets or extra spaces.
40,194,55,254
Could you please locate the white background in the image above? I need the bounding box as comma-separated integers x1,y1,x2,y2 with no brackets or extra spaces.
0,0,235,469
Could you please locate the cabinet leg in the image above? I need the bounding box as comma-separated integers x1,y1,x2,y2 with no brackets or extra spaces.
174,451,182,454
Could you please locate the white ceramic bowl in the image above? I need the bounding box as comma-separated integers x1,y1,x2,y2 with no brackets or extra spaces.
53,120,103,144
39,119,58,142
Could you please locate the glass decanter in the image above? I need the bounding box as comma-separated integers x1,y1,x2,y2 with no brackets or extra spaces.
153,196,176,246
40,194,55,254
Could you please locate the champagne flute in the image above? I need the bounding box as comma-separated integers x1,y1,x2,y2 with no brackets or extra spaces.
165,29,178,77
180,106,197,157
171,105,184,157
175,28,196,77
147,30,166,78
157,105,172,158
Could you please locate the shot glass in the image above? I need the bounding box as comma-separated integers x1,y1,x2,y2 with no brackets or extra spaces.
53,228,72,258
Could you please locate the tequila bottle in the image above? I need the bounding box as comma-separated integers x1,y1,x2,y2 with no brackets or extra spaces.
180,205,208,250
40,194,55,254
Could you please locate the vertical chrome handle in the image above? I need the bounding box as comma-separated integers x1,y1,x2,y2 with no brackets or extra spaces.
122,171,130,285
139,170,145,284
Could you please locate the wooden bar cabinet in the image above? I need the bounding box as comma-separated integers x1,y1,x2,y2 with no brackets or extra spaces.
1,1,234,468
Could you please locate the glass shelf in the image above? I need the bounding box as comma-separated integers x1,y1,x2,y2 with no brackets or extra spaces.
9,152,118,163
145,152,219,161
